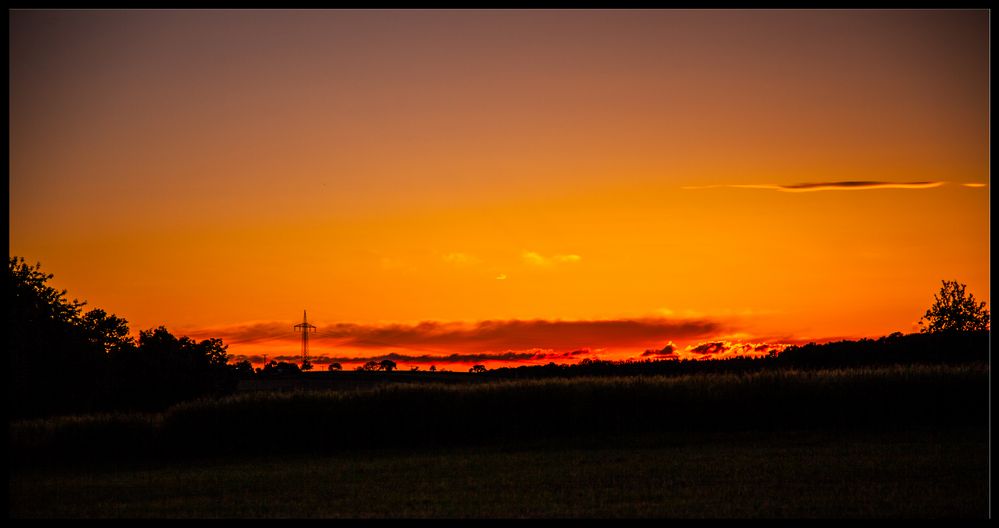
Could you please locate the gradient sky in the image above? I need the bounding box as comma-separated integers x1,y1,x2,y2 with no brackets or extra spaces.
9,9,990,369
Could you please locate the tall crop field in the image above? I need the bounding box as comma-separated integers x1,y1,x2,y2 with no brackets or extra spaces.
10,363,987,466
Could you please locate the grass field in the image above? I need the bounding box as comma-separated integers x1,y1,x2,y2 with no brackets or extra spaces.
11,364,988,465
9,429,988,518
9,364,990,518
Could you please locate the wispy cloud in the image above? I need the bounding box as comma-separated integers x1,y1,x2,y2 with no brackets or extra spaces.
778,181,945,192
181,321,290,345
522,251,582,267
379,256,405,270
680,180,980,192
682,340,791,358
641,341,678,359
522,251,549,266
442,252,480,266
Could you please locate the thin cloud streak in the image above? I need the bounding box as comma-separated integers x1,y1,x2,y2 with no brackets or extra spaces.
522,251,582,267
779,181,945,192
681,181,969,192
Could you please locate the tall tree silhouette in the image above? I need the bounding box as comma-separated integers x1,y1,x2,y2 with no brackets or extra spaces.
9,256,242,417
919,280,990,333
8,257,112,417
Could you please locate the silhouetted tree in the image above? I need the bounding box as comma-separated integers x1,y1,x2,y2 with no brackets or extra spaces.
301,358,313,371
361,360,379,371
379,359,397,371
107,326,236,410
8,257,120,417
328,362,342,371
232,360,255,379
919,280,990,333
259,360,302,377
429,365,437,372
469,364,486,373
9,257,248,417
80,308,134,355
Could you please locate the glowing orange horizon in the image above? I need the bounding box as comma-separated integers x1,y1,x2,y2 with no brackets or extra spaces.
172,315,862,371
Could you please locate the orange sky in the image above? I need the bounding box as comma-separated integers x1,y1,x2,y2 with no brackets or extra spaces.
9,9,990,370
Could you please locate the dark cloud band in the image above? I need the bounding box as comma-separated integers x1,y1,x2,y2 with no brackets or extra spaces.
186,317,724,353
778,181,944,191
232,348,594,366
681,181,967,192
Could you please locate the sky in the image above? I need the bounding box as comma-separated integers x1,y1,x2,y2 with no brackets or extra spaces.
9,9,990,370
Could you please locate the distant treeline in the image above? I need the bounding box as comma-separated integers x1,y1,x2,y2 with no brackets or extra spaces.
253,331,990,383
478,330,989,380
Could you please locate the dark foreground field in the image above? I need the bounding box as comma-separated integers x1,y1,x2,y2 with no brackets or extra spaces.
9,364,989,518
9,429,987,518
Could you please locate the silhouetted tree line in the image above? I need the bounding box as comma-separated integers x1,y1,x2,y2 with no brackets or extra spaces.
479,330,988,381
353,359,397,372
776,330,988,367
256,360,302,377
8,257,239,419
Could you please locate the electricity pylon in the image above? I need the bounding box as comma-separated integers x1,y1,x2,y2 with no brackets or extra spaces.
294,310,317,368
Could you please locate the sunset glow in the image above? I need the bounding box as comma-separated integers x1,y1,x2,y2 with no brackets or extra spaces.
9,9,989,370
